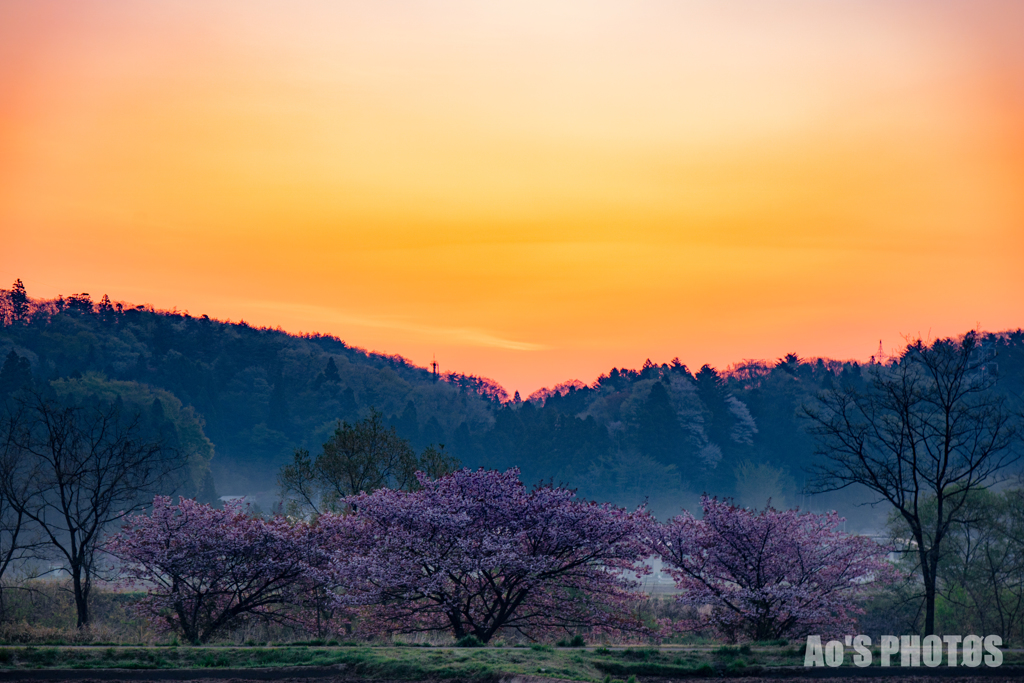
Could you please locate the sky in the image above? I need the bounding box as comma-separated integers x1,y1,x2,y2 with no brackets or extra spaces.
1,0,1022,396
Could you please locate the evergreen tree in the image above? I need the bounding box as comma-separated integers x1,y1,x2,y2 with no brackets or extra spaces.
323,357,340,383
8,280,28,324
630,381,687,466
0,350,32,396
337,387,358,420
395,400,420,445
97,294,116,323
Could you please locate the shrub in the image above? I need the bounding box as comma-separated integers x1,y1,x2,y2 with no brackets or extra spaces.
455,635,484,648
556,634,586,648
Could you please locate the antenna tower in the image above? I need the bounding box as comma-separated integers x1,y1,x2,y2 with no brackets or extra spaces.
877,340,885,364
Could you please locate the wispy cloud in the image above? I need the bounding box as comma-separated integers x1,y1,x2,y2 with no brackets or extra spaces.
243,300,548,352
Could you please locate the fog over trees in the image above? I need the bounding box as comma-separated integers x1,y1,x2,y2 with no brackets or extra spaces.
4,280,1024,642
2,281,1023,528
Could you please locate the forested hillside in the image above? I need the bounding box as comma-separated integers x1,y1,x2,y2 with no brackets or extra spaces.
3,280,1023,522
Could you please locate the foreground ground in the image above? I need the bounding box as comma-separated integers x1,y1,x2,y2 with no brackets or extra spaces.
2,675,1024,683
0,645,1022,682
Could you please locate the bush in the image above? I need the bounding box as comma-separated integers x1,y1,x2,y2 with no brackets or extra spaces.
454,635,484,648
556,634,586,648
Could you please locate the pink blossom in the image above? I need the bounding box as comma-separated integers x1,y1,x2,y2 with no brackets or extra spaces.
652,496,894,642
320,468,654,643
107,497,329,643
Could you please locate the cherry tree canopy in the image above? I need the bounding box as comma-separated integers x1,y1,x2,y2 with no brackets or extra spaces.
652,496,893,641
323,468,653,643
108,497,326,643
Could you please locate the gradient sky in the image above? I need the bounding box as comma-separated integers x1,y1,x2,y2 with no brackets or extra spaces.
2,1,1022,396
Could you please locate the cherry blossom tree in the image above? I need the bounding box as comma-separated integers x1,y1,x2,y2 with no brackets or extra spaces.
322,468,653,643
108,497,327,643
652,496,893,642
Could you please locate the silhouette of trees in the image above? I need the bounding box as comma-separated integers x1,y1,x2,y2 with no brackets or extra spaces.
6,285,1024,519
0,390,186,627
888,487,1024,640
0,351,33,397
630,381,688,465
803,334,1021,636
8,280,29,325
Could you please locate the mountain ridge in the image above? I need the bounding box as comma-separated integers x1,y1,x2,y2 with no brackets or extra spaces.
3,282,1022,524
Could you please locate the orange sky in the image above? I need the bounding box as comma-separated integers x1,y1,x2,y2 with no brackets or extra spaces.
1,0,1022,396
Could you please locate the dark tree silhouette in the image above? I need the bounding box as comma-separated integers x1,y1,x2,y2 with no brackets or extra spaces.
0,391,184,627
0,351,33,397
323,357,340,383
96,294,116,323
803,333,1021,636
631,381,687,465
8,280,29,325
394,400,420,445
0,445,35,618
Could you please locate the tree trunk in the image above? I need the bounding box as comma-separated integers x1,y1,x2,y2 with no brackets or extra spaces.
174,596,199,644
923,577,936,636
914,528,937,637
920,546,938,636
448,611,466,639
72,565,90,628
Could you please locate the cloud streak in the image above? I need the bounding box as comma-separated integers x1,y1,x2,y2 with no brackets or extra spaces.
244,300,548,352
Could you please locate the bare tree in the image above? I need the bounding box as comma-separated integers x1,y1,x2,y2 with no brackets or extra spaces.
889,487,1024,641
803,333,1020,636
0,444,35,618
0,391,184,627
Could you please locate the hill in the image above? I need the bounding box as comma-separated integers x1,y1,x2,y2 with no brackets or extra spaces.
3,280,1023,522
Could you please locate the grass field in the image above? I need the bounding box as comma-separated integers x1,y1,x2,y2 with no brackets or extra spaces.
0,643,1020,679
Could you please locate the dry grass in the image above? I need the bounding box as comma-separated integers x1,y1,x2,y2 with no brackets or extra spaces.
0,580,317,646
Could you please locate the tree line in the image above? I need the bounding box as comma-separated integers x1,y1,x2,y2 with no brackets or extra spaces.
5,280,1023,516
109,469,891,645
4,280,1024,640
